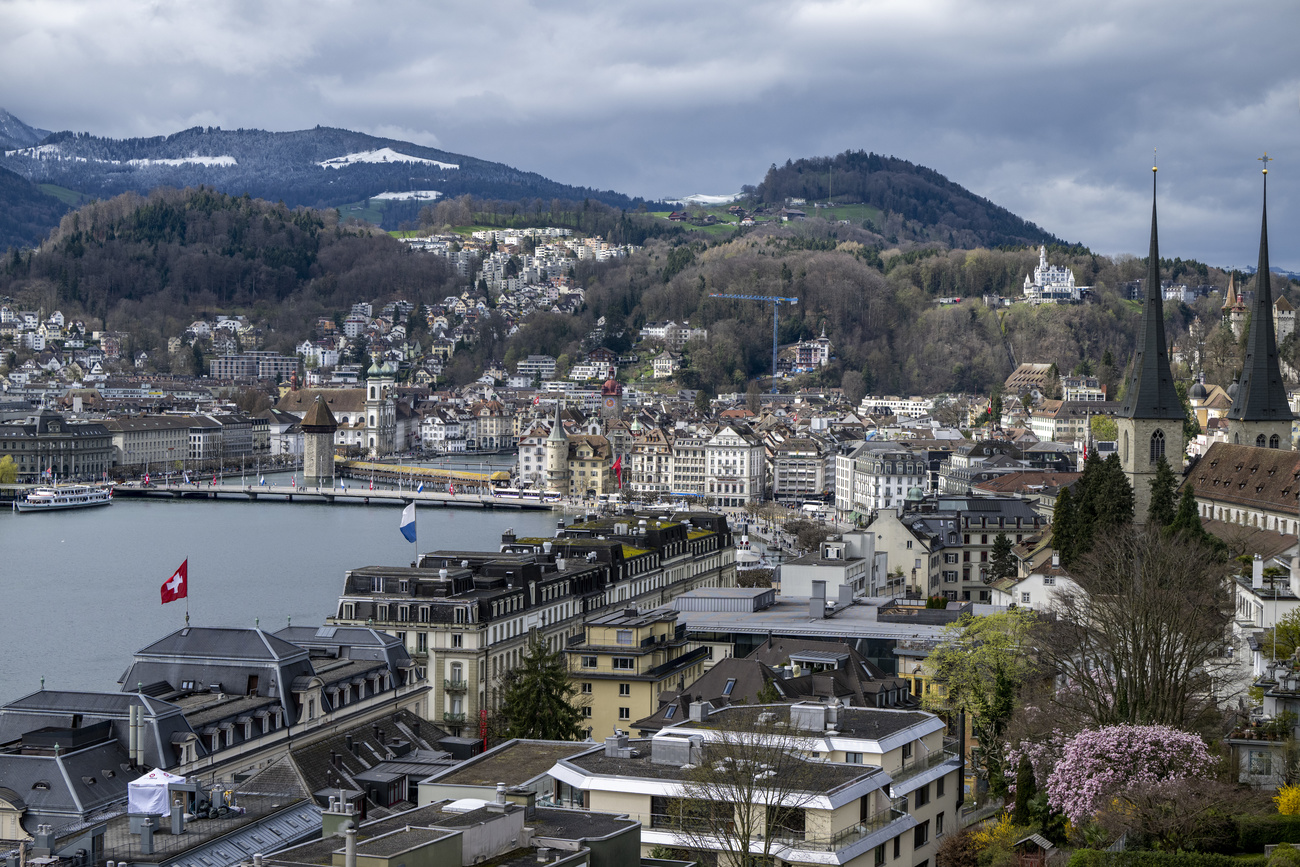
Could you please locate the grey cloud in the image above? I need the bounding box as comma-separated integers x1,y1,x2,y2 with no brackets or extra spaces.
0,0,1297,266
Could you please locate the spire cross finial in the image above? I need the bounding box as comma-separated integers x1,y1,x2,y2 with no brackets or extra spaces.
1259,153,1273,174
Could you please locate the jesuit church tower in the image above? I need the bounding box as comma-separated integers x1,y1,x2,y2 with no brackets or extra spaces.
1227,158,1294,449
1118,162,1186,522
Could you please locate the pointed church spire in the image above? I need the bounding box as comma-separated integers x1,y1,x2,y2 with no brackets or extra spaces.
1228,154,1290,422
1121,159,1183,421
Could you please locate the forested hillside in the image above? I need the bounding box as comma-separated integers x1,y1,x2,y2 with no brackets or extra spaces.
4,185,1290,398
752,151,1064,249
0,187,459,355
0,165,68,251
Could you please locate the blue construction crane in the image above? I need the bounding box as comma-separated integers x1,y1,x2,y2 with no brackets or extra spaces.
708,292,799,393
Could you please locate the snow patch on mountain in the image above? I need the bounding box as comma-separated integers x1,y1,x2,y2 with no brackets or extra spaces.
127,156,237,167
319,148,458,170
370,190,441,201
665,192,742,206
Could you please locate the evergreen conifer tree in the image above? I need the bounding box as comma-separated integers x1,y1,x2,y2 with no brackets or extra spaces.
1095,454,1134,528
989,532,1016,581
1052,486,1076,566
498,638,585,741
1146,457,1178,527
1012,755,1038,825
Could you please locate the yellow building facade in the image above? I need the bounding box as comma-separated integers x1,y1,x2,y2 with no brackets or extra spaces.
566,608,707,739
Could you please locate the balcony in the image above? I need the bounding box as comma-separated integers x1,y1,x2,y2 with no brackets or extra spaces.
889,741,962,789
444,679,469,693
442,712,467,724
770,797,909,852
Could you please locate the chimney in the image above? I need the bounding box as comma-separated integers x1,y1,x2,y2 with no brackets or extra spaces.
496,782,507,804
345,734,355,754
1253,554,1264,591
688,701,713,722
809,580,827,619
603,732,630,757
838,584,854,607
1051,550,1060,568
344,826,357,867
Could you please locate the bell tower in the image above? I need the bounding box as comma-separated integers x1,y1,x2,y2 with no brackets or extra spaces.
1116,158,1186,522
1227,154,1294,449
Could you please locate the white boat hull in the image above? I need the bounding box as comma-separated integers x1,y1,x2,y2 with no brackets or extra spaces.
14,485,114,513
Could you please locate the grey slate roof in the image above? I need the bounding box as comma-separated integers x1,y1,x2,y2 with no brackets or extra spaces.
134,627,308,662
1120,170,1185,421
1229,175,1293,423
0,738,132,834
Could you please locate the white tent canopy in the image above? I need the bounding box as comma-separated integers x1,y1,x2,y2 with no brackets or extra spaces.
128,769,186,816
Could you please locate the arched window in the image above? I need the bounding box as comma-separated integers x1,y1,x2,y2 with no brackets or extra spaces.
1234,433,1240,444
1271,435,1280,449
1122,430,1129,463
1149,429,1165,463
1257,434,1267,448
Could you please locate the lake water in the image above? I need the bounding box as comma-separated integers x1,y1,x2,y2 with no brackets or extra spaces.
0,477,559,700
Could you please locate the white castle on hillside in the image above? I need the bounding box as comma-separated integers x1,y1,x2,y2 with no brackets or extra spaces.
1023,245,1079,304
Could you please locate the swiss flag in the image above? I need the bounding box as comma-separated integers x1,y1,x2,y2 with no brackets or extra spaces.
161,560,188,604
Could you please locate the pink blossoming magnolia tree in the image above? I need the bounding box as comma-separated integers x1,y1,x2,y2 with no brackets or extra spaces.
1046,724,1217,826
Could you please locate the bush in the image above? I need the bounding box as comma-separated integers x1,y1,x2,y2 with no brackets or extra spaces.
935,827,978,867
1066,852,1267,867
1239,815,1300,852
1270,842,1300,866
1278,785,1300,816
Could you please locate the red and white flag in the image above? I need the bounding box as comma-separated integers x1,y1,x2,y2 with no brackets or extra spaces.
161,560,188,604
143,472,150,485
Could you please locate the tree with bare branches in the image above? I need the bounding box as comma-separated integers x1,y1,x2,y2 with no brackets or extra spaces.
1036,524,1233,731
665,708,834,867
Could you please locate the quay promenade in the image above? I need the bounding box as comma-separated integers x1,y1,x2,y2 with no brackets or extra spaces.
108,480,555,509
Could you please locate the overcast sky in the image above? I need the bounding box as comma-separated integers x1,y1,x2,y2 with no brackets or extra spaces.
3,0,1298,269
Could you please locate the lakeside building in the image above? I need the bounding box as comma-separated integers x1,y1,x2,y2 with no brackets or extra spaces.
0,625,437,846
0,410,112,482
327,510,737,740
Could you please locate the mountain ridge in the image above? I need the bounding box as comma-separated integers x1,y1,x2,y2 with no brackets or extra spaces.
0,108,51,150
0,113,653,225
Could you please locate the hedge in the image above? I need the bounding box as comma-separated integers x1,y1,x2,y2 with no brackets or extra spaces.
1067,852,1268,867
1239,816,1300,853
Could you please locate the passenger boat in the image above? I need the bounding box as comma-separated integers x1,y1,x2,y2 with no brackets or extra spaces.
13,483,114,513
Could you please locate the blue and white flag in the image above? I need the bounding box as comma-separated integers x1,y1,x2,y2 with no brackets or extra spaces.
399,502,417,543
259,475,266,486
183,472,191,484
417,481,425,493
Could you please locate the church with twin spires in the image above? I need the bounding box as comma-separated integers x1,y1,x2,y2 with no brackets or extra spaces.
1119,155,1292,521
